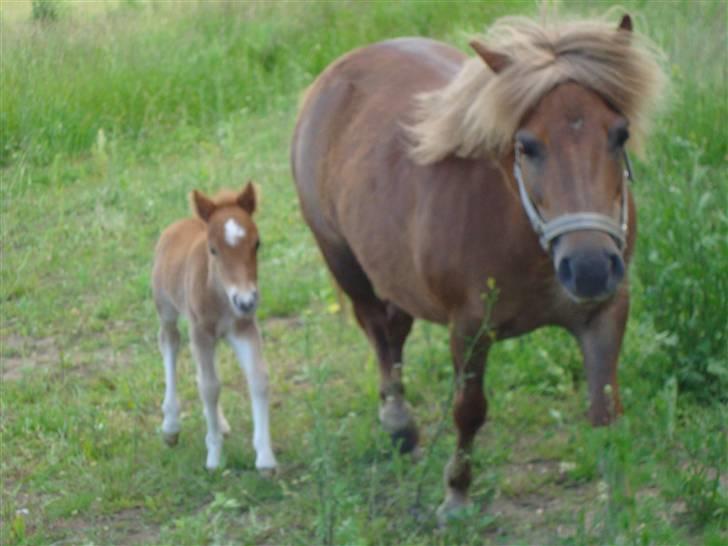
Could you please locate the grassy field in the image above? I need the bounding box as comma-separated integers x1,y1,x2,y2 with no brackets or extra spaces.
1,1,726,544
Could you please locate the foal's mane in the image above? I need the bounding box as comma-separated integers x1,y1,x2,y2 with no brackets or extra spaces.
408,15,665,164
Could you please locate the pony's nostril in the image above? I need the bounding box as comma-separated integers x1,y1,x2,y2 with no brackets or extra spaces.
608,252,625,280
557,257,572,284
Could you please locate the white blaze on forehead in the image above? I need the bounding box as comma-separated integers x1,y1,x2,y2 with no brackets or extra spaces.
224,218,246,246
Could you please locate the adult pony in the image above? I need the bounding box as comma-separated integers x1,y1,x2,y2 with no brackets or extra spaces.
291,14,663,519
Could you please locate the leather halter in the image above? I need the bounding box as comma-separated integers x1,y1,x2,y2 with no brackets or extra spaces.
513,148,633,252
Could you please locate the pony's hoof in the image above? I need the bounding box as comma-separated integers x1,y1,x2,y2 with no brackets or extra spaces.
380,398,419,454
162,432,179,447
390,423,419,454
435,491,470,527
409,445,424,461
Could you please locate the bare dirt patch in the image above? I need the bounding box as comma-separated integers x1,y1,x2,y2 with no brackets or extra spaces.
1,333,133,382
1,334,60,381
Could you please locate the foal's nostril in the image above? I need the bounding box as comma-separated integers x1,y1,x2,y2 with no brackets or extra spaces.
557,257,573,284
232,291,258,314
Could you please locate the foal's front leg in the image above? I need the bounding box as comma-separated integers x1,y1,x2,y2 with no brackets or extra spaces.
190,328,224,470
229,321,277,473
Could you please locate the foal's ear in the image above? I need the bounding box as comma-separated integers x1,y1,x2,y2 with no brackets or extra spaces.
470,40,511,74
617,14,633,33
237,181,257,215
192,190,217,222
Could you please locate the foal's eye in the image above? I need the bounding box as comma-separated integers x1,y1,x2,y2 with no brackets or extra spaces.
209,246,218,256
255,239,261,252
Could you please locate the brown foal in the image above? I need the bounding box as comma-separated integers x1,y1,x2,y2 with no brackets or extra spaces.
152,183,276,472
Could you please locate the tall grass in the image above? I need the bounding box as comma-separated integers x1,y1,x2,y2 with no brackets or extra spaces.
630,2,727,403
1,0,528,167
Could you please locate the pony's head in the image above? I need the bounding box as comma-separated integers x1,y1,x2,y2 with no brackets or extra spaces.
410,13,664,303
192,183,260,317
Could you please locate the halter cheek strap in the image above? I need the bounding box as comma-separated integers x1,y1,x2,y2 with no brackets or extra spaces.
514,149,632,252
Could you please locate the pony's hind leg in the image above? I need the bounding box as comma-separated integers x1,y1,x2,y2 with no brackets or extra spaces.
190,328,224,470
357,302,418,454
229,322,277,473
158,317,182,446
313,236,418,453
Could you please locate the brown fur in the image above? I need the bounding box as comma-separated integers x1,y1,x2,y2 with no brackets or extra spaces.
291,13,665,520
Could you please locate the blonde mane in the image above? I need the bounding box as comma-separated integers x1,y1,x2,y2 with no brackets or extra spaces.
408,15,666,164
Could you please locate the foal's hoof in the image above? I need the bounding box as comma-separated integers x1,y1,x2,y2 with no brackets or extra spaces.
162,432,179,447
435,491,471,527
257,466,277,478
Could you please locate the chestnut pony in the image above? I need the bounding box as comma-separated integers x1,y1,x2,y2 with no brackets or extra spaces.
152,183,276,473
291,15,663,519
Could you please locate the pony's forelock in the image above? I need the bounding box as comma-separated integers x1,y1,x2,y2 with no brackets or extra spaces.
407,14,666,164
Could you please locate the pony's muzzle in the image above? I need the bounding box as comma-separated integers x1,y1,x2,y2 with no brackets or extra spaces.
231,289,258,316
554,235,624,302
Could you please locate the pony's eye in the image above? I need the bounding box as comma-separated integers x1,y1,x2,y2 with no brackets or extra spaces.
255,239,261,252
209,246,218,256
515,130,543,159
608,123,630,150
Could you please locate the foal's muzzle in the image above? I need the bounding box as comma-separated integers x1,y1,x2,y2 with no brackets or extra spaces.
231,289,258,316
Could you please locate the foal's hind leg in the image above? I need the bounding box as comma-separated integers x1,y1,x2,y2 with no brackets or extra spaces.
190,328,224,470
158,317,182,446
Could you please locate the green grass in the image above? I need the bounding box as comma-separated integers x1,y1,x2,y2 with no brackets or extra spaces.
1,1,726,544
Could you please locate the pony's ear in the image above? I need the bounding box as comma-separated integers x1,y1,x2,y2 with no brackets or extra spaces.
192,190,216,222
237,181,257,215
618,14,632,33
470,40,511,73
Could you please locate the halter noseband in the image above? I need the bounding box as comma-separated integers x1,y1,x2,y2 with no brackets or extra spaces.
513,147,633,252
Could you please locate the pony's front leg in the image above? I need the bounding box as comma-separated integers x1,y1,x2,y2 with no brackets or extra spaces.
229,321,277,473
190,328,224,470
575,290,628,426
437,317,491,524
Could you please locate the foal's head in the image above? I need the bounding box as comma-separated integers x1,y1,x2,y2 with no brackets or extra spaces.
192,183,260,317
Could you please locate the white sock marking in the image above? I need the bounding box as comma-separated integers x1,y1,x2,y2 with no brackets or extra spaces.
229,333,277,470
161,344,180,435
